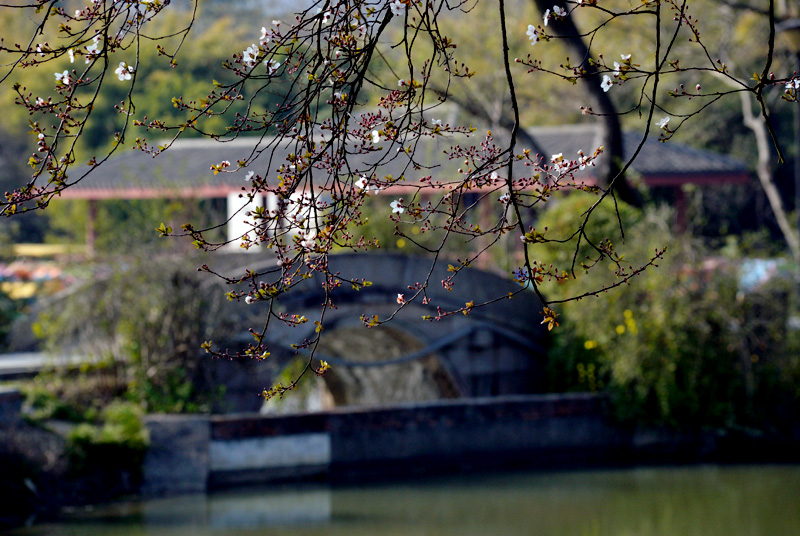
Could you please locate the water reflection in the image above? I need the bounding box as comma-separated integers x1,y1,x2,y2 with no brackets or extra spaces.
207,489,331,529
10,465,800,536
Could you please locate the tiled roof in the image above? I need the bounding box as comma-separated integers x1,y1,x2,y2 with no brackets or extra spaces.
61,137,272,199
61,124,750,199
527,125,750,185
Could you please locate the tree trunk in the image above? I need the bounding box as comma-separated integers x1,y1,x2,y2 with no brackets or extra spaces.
739,91,800,260
532,0,642,207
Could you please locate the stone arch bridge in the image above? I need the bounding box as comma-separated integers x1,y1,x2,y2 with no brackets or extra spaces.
207,254,549,412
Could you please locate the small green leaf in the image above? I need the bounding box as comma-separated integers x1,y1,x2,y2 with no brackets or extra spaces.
156,223,172,236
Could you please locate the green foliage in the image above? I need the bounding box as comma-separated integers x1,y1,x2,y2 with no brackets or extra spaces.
406,0,585,127
718,227,788,259
0,288,21,352
547,327,605,394
22,384,150,473
533,193,642,277
127,366,210,414
66,401,149,471
351,195,443,252
34,256,230,414
22,381,92,423
97,401,149,449
0,214,18,261
0,7,292,186
539,197,798,430
44,197,225,252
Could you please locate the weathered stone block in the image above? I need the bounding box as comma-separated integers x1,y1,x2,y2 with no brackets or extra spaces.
141,415,210,496
0,387,23,425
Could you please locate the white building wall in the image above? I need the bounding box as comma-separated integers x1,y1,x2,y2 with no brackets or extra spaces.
226,192,264,251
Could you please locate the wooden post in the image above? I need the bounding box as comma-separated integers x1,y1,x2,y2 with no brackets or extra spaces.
86,199,97,258
674,187,687,234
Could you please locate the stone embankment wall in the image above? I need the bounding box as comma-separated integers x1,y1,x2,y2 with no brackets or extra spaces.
5,388,797,502
142,393,628,495
0,386,23,423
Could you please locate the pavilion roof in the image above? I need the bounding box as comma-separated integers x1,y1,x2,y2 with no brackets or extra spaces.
59,124,750,200
529,125,750,186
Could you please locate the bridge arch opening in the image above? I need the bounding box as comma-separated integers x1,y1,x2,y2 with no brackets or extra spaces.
316,325,460,407
266,325,460,413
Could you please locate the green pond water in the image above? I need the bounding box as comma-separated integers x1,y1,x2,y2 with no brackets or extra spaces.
10,465,800,536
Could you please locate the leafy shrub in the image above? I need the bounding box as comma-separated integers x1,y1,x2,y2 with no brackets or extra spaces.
66,401,149,471
538,197,798,430
22,382,90,423
34,256,231,415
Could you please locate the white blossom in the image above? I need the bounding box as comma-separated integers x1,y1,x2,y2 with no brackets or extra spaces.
85,36,101,63
54,70,70,85
553,5,567,17
114,61,134,81
354,175,368,189
242,44,259,68
577,151,589,170
526,25,539,45
259,27,271,46
390,0,406,17
67,49,75,63
245,296,255,304
371,130,381,144
543,8,551,26
656,116,670,130
265,58,281,75
300,229,317,250
245,171,255,181
551,153,569,172
601,75,613,92
390,199,405,214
